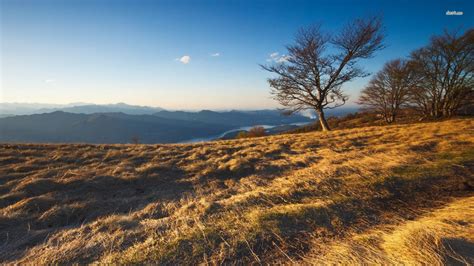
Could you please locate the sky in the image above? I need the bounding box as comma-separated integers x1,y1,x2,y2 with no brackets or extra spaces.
1,0,473,110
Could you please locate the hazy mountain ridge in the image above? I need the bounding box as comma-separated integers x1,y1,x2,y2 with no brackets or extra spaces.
0,103,164,116
0,112,229,144
50,103,165,115
0,102,358,118
0,110,312,144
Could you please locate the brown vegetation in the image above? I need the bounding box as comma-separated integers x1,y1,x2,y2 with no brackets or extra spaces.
358,59,414,123
1,118,473,264
236,126,267,139
285,110,418,134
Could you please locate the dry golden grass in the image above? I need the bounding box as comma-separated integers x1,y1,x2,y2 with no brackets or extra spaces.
0,118,473,264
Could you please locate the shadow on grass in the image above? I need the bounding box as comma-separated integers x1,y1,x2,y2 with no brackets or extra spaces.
443,238,474,265
151,149,474,264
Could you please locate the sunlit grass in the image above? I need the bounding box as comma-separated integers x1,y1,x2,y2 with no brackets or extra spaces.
0,118,473,264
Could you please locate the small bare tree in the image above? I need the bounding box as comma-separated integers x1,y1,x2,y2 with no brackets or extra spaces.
358,59,414,123
262,17,385,131
247,126,266,137
131,135,140,144
236,126,266,139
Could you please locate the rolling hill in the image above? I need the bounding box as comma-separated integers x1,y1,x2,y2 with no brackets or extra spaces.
154,109,311,126
0,110,311,144
0,118,473,264
0,111,230,143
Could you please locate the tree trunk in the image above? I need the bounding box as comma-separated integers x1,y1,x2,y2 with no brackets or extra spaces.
383,112,389,123
389,112,396,123
316,109,330,131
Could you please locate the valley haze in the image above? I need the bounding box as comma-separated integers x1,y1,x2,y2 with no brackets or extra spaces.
0,102,357,144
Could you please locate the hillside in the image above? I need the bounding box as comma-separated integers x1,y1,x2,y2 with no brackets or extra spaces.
154,109,312,127
1,119,473,264
0,111,230,144
0,110,311,144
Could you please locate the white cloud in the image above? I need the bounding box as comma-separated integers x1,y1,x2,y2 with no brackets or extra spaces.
176,55,191,64
210,52,220,57
44,79,56,83
267,52,291,63
270,52,279,58
276,55,291,63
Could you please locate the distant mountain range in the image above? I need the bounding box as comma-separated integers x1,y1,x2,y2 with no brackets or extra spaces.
0,110,313,144
0,102,164,116
0,102,361,144
0,102,359,118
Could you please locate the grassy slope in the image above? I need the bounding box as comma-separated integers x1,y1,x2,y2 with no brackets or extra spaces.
0,118,473,264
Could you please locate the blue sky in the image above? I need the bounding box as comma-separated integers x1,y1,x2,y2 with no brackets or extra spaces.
1,0,473,110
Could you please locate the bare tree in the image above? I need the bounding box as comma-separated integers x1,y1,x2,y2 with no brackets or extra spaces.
261,17,385,131
357,59,414,123
408,29,474,118
131,135,140,144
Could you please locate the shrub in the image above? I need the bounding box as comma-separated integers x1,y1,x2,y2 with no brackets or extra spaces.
236,126,267,139
247,126,266,138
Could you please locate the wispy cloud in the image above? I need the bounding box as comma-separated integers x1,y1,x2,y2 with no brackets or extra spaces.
266,52,290,63
44,79,56,83
176,55,191,64
210,52,220,57
276,55,291,63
